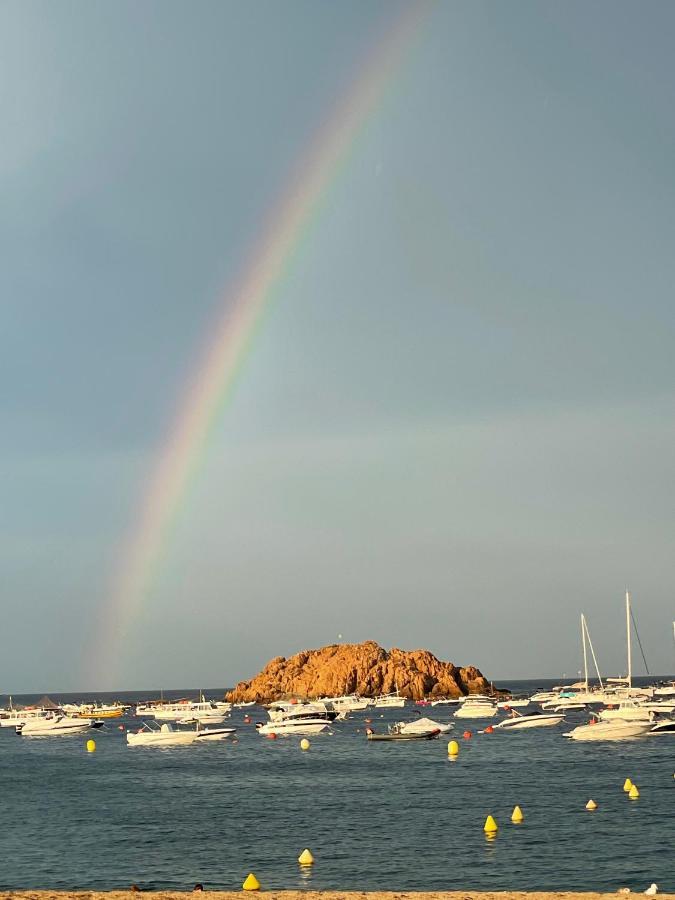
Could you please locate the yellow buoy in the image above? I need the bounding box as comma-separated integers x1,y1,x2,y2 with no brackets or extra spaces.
242,873,260,891
483,814,498,833
447,740,459,755
298,849,314,866
623,778,633,792
511,805,524,823
86,739,96,753
586,799,597,810
628,784,639,800
300,738,310,751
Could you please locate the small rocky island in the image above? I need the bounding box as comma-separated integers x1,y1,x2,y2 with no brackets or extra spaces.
226,640,489,703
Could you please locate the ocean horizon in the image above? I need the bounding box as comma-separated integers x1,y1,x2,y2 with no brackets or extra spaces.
1,676,673,893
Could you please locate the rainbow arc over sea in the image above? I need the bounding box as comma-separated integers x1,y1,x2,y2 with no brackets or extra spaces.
92,2,432,687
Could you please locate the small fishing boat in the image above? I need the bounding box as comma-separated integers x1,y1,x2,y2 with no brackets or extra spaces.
366,726,440,741
395,717,453,734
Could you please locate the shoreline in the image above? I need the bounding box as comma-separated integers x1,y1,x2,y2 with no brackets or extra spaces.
2,892,673,899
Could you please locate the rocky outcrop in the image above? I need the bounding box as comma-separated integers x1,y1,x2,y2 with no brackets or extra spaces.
226,641,489,703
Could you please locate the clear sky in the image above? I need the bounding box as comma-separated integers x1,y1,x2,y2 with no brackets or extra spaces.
2,0,674,692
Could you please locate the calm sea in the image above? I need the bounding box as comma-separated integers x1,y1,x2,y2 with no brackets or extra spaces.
0,678,672,893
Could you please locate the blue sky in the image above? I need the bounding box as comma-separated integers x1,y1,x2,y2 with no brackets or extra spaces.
2,1,674,691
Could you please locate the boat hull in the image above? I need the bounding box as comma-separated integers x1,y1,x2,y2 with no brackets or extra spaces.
367,729,440,741
127,732,197,746
565,721,651,741
18,717,93,737
454,707,497,719
257,722,329,736
194,727,237,742
495,714,564,730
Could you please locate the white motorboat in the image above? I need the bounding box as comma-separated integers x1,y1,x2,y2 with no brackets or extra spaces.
649,718,675,735
17,715,94,737
176,712,226,725
127,721,236,746
193,725,237,742
564,719,652,741
494,710,565,730
396,717,453,735
549,703,587,712
323,694,370,712
541,697,588,710
266,700,337,722
1,708,53,729
454,699,497,719
256,708,331,736
127,722,197,746
371,692,406,709
152,699,231,721
599,700,654,723
458,693,493,702
529,691,560,703
497,698,531,709
430,698,461,706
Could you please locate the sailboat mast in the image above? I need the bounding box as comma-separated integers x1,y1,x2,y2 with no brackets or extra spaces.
586,625,604,689
581,614,589,692
626,590,632,689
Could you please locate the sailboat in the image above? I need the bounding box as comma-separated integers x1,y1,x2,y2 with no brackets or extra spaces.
567,593,654,740
600,592,655,721
569,612,625,706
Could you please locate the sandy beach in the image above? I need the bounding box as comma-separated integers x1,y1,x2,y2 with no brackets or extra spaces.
2,892,673,900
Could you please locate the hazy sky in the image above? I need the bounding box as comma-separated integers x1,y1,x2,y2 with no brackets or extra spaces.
2,1,674,692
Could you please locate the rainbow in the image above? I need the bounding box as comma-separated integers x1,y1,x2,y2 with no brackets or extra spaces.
93,1,432,687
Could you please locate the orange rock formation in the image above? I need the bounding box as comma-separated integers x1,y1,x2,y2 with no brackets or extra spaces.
226,641,489,703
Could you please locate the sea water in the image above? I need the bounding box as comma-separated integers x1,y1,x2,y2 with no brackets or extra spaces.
0,679,672,892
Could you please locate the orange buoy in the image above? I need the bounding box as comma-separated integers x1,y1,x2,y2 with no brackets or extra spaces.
118,725,124,731
463,730,472,739
244,716,251,724
485,725,494,734
267,732,277,740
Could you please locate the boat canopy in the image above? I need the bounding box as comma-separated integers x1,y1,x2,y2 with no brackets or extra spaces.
36,696,61,710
